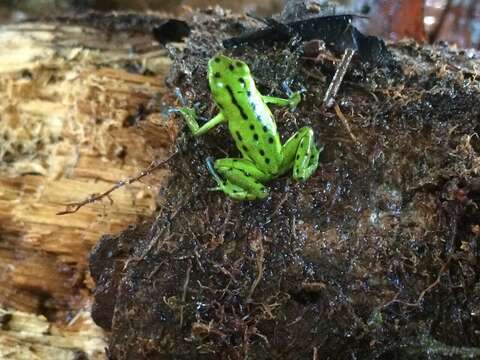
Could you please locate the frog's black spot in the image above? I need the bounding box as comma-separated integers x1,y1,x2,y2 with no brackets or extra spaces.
233,189,239,193
233,159,238,162
214,72,221,78
259,149,265,156
214,57,221,63
247,91,251,96
262,125,268,132
239,78,245,85
253,133,259,141
268,137,274,144
249,124,254,130
310,154,315,159
217,103,224,109
265,158,270,164
243,145,248,152
236,62,242,67
229,64,235,71
296,155,300,160
236,131,243,141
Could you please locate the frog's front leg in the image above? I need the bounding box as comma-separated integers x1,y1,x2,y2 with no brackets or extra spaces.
278,126,321,181
206,158,271,200
175,107,225,136
262,90,302,110
262,81,303,109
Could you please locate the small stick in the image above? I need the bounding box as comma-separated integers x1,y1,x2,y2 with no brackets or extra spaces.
56,151,177,215
248,235,265,301
334,103,358,144
179,260,192,328
323,48,355,108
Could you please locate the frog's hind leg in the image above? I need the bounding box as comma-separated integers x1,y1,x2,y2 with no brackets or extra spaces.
279,126,321,181
206,158,270,200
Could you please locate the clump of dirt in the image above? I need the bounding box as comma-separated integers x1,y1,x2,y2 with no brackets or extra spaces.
90,7,480,359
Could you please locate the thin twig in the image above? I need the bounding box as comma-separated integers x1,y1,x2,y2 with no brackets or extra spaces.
323,48,355,108
248,234,265,301
270,192,289,218
180,260,192,328
382,256,453,309
411,256,452,307
334,103,358,144
56,151,177,215
217,201,232,246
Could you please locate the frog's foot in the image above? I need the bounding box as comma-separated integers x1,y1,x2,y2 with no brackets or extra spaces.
280,126,321,181
168,87,195,118
287,91,302,110
282,81,304,110
206,157,269,200
169,87,228,137
168,106,196,120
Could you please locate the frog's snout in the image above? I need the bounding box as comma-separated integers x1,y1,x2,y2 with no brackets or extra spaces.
209,55,249,76
209,55,231,65
208,55,233,74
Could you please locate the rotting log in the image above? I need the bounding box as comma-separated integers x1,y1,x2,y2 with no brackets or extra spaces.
89,5,480,360
0,14,178,358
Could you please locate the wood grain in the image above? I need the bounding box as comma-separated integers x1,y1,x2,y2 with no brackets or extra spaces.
0,18,178,357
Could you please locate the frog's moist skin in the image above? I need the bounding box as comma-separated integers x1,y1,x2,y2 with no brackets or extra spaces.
177,55,321,200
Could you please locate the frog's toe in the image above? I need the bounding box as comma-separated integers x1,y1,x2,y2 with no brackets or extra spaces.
174,87,188,106
168,106,196,120
167,107,181,115
293,170,307,182
207,185,223,192
293,166,315,182
179,107,197,118
289,91,302,110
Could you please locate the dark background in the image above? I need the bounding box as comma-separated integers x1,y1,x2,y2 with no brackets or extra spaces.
1,0,479,49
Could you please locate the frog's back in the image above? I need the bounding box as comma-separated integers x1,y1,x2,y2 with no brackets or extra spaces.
208,56,282,175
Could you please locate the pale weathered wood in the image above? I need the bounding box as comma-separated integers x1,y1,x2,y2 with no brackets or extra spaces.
0,308,106,360
0,18,178,358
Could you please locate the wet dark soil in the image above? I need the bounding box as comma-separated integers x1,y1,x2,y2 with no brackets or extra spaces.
90,7,480,360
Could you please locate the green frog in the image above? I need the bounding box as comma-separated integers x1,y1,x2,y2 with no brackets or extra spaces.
176,55,320,200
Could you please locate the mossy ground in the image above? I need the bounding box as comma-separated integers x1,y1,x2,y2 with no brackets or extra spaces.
90,8,480,359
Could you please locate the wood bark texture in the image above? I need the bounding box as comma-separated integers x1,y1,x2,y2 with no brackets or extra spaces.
0,16,177,358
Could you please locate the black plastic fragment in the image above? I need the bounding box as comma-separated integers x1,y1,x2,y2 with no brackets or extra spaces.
223,15,393,66
152,19,191,44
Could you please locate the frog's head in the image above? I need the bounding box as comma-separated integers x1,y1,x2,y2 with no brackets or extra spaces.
208,55,252,102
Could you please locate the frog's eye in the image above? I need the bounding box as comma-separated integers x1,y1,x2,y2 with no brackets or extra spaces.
236,62,243,67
